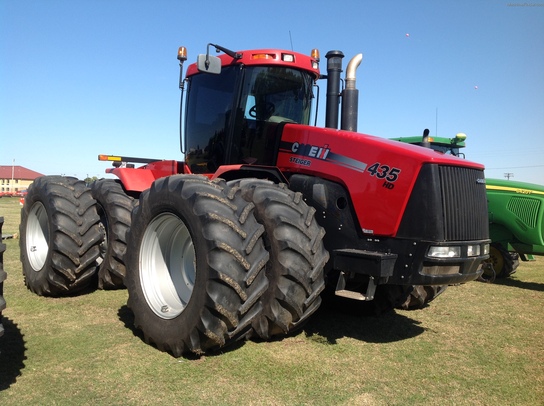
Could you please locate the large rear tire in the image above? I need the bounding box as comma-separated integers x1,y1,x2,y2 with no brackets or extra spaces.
125,175,269,356
230,179,329,340
19,176,103,296
0,217,6,338
90,179,134,289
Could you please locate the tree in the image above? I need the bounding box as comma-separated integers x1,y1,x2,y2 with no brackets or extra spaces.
84,176,99,185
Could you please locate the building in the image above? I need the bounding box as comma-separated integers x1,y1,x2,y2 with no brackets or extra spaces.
0,165,44,196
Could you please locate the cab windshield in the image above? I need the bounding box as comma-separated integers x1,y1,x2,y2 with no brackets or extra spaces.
185,65,314,173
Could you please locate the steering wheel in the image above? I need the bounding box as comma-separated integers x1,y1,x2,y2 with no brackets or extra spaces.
249,102,275,118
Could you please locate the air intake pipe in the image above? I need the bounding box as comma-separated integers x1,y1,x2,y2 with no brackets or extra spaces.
325,50,344,129
341,53,363,132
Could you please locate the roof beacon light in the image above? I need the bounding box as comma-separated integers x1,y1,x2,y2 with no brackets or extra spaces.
177,46,187,62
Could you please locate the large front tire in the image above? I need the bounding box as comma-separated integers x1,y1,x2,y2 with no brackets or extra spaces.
125,175,269,356
90,179,134,289
230,179,329,340
19,176,103,296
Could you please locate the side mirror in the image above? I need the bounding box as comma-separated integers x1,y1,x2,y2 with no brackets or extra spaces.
197,54,221,74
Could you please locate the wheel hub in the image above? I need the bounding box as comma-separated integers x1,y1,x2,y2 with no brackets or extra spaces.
140,213,196,319
26,202,49,271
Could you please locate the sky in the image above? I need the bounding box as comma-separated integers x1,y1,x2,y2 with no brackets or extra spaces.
1,0,543,184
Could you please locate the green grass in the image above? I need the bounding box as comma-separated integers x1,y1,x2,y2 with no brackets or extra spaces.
1,196,543,405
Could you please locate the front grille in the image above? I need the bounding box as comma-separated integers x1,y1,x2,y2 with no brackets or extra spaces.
439,166,488,241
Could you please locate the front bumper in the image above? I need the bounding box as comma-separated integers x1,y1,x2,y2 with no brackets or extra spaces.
331,239,490,286
390,239,490,285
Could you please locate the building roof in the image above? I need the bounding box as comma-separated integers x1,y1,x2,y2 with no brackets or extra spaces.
0,165,44,180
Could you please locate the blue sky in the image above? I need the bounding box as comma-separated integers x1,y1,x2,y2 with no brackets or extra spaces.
1,0,543,184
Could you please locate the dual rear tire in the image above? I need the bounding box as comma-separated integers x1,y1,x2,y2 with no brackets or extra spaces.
19,176,135,295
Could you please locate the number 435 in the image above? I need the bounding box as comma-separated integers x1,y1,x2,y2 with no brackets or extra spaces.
367,163,401,182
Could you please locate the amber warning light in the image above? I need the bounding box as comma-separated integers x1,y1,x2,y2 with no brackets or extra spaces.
251,53,276,60
311,49,320,69
98,155,162,164
99,155,121,162
177,46,187,62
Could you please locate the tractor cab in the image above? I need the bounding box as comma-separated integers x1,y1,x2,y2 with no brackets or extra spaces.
181,45,320,173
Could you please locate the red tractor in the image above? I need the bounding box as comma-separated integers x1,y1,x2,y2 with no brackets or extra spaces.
20,43,490,356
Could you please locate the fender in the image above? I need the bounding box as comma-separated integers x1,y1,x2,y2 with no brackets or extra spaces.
105,160,186,193
211,164,288,184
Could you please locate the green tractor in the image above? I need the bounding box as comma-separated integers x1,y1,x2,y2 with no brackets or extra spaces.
392,132,544,281
485,179,544,278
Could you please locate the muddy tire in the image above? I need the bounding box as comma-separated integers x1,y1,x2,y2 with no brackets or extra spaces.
125,175,269,356
0,217,5,337
397,285,448,310
91,179,134,289
230,179,329,340
487,243,519,278
19,176,103,296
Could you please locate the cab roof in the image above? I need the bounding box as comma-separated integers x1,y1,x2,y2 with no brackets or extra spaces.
185,48,321,79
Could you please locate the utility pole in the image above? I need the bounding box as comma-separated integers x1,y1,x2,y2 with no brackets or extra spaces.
504,172,514,180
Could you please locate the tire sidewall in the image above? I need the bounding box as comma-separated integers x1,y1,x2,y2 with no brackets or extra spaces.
19,178,56,289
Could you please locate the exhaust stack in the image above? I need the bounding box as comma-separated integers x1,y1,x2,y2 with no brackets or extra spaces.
422,128,431,149
325,50,344,129
341,53,363,132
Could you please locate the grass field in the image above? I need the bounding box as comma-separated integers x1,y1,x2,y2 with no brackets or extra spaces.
1,196,543,405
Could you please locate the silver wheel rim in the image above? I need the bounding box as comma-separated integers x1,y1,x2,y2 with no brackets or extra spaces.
140,213,196,319
26,202,49,271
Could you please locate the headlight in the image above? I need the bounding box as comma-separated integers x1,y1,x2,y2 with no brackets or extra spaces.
428,246,461,258
467,244,481,257
483,243,490,255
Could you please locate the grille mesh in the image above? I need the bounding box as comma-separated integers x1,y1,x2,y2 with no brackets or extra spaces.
439,166,489,241
507,197,540,229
